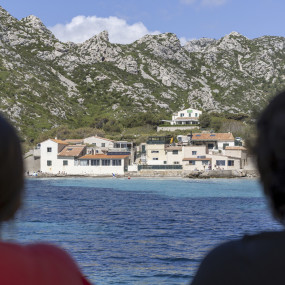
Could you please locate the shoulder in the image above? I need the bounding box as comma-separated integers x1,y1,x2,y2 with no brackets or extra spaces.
0,242,91,285
191,239,248,285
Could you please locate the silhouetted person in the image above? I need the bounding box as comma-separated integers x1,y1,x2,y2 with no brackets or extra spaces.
191,91,285,285
0,114,92,284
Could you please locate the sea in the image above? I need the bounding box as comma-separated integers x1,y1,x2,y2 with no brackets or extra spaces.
2,177,283,285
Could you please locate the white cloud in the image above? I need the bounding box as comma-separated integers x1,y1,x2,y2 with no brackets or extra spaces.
49,15,160,44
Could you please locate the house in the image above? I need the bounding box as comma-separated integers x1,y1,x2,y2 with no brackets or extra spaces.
75,154,129,175
191,132,235,154
145,136,171,165
165,146,183,165
40,139,69,173
162,108,202,126
182,145,211,171
83,136,114,149
225,146,247,168
39,138,130,176
182,144,242,171
84,136,135,163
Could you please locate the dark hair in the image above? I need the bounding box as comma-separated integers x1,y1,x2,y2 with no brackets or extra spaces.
0,114,24,221
256,91,285,223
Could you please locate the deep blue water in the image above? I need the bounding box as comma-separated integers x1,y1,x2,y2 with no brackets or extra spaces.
2,178,283,284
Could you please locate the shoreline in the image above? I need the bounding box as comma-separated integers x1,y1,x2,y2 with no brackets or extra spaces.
26,169,259,179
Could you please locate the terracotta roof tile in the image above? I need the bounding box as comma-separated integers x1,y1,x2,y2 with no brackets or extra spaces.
79,154,129,160
58,145,86,157
64,139,84,144
50,139,68,145
225,146,247,151
192,133,234,141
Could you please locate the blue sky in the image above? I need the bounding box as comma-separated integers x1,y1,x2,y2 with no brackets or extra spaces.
2,0,285,44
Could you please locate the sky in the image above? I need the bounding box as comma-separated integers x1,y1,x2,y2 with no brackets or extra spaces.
2,0,285,45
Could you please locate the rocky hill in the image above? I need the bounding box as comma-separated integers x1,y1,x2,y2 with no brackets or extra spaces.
0,6,285,141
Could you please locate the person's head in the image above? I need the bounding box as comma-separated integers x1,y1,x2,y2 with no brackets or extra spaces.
0,114,24,222
256,91,285,223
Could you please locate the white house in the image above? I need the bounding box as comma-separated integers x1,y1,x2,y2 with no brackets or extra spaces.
161,108,202,126
40,139,69,173
40,138,130,176
83,136,114,149
191,133,235,154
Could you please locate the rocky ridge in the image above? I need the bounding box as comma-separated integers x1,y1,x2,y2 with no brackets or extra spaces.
0,6,285,140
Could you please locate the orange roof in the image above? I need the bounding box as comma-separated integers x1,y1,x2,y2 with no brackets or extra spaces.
58,145,86,157
79,154,129,160
64,139,84,144
50,139,68,145
225,146,247,151
192,133,234,141
183,157,212,161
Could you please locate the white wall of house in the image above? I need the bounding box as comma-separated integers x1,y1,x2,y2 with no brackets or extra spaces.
182,160,211,171
172,108,202,120
42,156,126,175
183,145,207,157
83,136,114,148
40,140,66,173
209,155,241,170
217,141,235,150
146,144,167,165
166,150,183,165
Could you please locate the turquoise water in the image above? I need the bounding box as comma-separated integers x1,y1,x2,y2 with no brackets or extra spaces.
2,178,282,284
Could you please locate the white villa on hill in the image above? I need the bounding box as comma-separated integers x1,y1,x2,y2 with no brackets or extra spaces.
163,108,202,126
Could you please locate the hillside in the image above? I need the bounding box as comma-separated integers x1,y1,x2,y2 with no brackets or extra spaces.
0,6,285,141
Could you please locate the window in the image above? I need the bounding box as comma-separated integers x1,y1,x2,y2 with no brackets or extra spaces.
180,113,184,117
47,160,52,166
208,143,214,149
101,143,105,147
228,160,234,166
174,161,180,164
151,150,159,153
216,160,225,166
153,158,158,160
192,151,197,155
112,159,121,166
92,143,96,146
102,159,110,166
164,161,167,164
79,160,89,166
189,160,196,165
223,143,229,150
172,150,178,155
63,160,68,166
202,161,209,165
47,147,52,152
91,159,100,166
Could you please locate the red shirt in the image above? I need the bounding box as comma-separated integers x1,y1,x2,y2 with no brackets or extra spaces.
0,242,92,285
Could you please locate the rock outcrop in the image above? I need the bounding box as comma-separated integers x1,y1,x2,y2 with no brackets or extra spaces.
0,5,285,140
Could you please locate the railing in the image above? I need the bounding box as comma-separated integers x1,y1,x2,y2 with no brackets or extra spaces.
138,165,182,170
